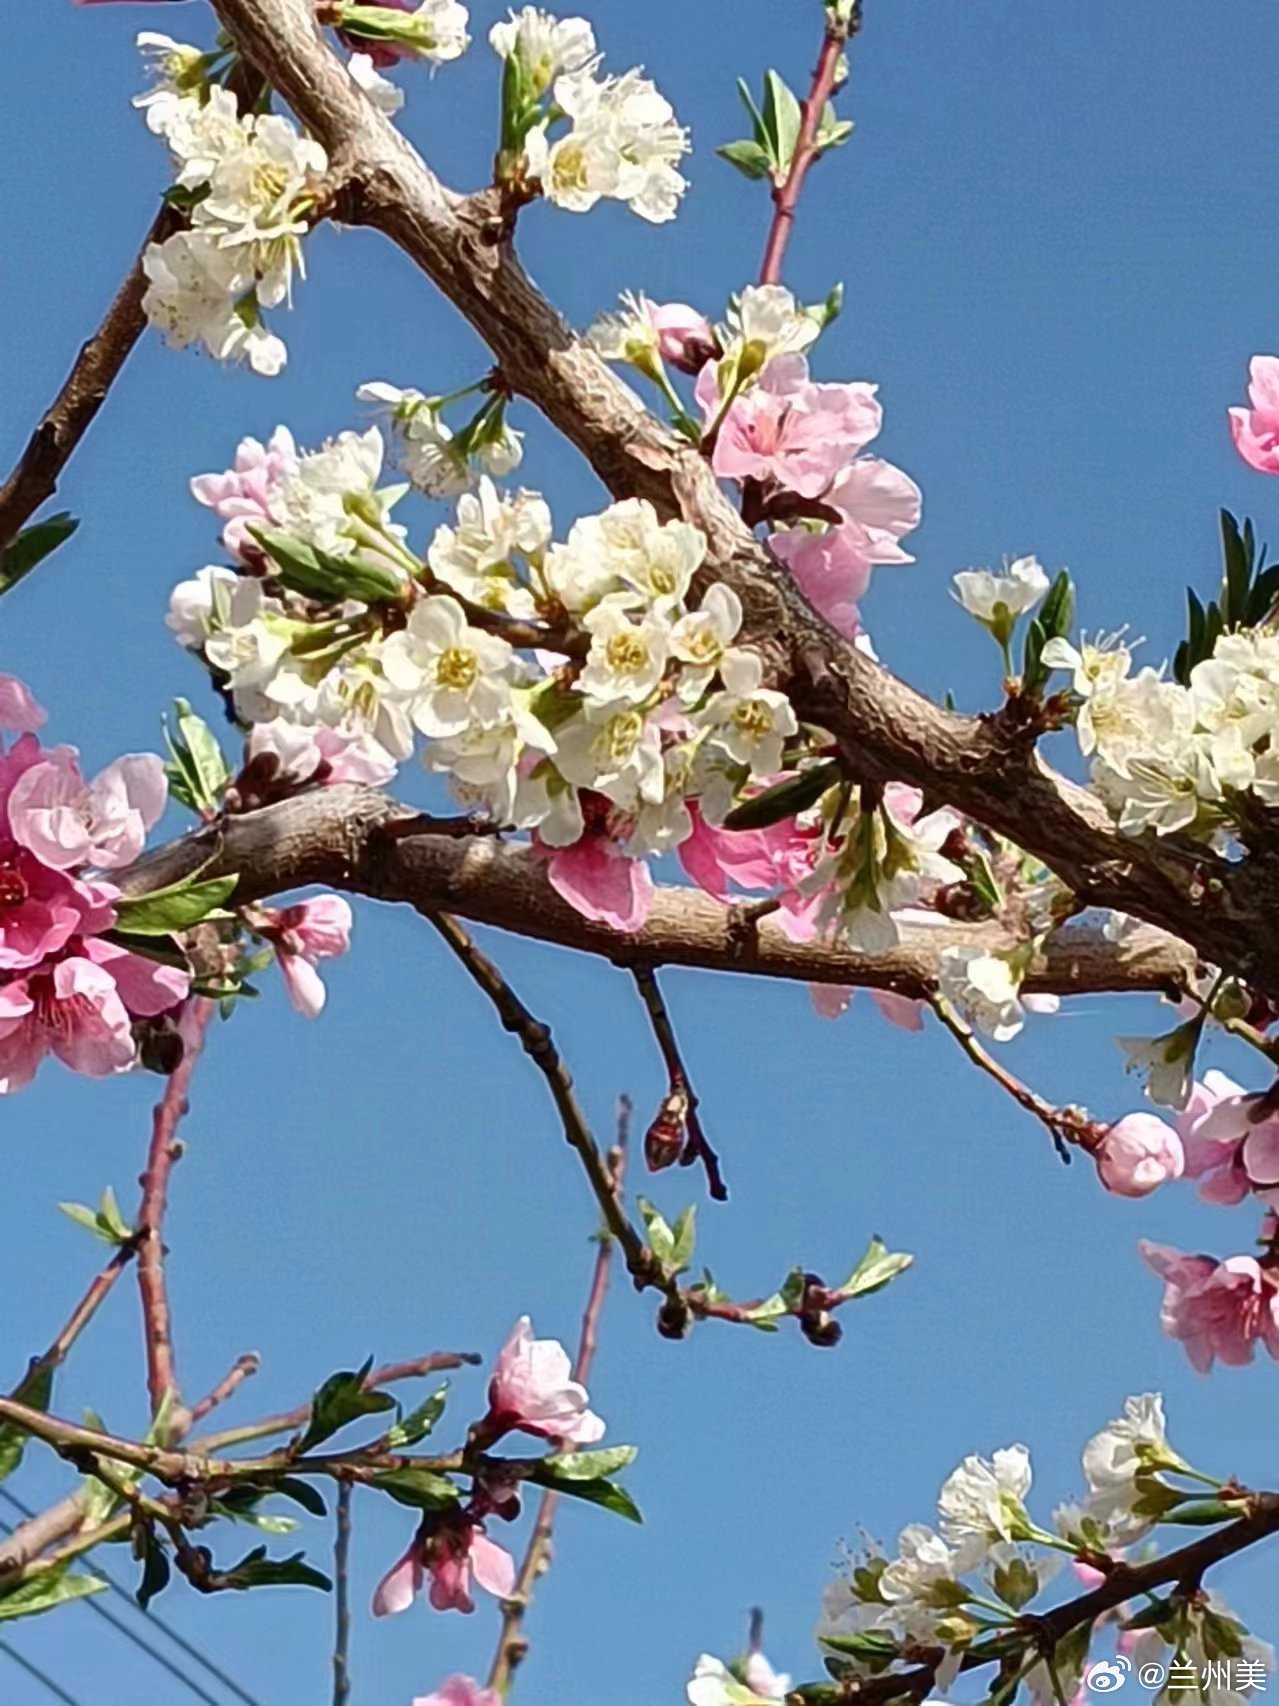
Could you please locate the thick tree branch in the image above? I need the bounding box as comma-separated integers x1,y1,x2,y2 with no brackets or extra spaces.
119,784,1197,1002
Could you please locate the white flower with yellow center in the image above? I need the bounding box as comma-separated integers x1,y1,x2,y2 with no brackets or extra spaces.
715,283,820,395
671,584,743,702
380,595,515,739
937,1445,1034,1571
699,648,797,778
489,7,597,94
553,703,665,807
579,599,670,706
427,478,549,618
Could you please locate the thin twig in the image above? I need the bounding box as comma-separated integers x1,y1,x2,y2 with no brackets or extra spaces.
137,1000,214,1432
928,993,1103,1160
759,6,861,286
332,1482,352,1706
631,966,727,1201
487,1101,630,1699
187,1353,261,1427
190,1350,481,1454
15,1239,140,1397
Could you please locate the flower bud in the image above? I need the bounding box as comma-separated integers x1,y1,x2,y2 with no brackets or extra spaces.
1096,1113,1185,1198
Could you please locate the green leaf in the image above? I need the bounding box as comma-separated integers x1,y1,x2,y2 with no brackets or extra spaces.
0,1565,107,1621
136,1530,171,1610
383,1384,449,1450
636,1197,676,1264
669,1205,696,1274
815,103,854,150
222,1546,332,1593
370,1468,459,1510
820,1629,900,1658
992,1556,1038,1611
1121,1597,1174,1632
717,139,774,181
1221,509,1251,624
165,698,229,818
271,1477,329,1519
734,75,769,149
1023,569,1073,692
113,872,238,937
723,761,842,831
840,1237,913,1300
249,527,405,605
528,1465,642,1524
0,513,78,598
58,1186,134,1249
0,1363,54,1484
740,1266,806,1329
1156,1499,1243,1526
540,1445,638,1481
297,1360,396,1453
762,69,803,176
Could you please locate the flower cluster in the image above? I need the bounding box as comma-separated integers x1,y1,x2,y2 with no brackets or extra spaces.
808,1395,1273,1706
0,680,189,1093
1045,624,1279,838
358,381,524,499
492,8,690,221
136,38,328,375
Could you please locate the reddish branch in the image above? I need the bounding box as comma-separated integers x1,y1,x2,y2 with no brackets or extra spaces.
137,999,213,1430
487,1102,630,1697
188,1353,262,1427
760,9,860,286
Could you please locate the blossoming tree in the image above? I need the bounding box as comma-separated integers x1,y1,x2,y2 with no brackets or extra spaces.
2,1,1279,1701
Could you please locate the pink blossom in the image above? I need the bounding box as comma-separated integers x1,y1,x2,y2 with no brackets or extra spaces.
1228,356,1279,475
809,983,925,1032
0,677,46,735
0,854,113,973
543,833,653,933
260,895,353,1018
768,526,872,639
1095,1113,1184,1198
648,302,717,374
1140,1239,1279,1373
825,456,923,566
678,802,819,903
8,752,167,872
190,427,298,563
1177,1071,1277,1205
246,721,397,789
0,958,136,1091
372,1521,515,1618
413,1679,501,1706
484,1315,605,1447
703,356,882,499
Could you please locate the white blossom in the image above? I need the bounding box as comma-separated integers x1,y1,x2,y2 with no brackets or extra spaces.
937,1444,1034,1570
671,584,743,703
553,703,665,808
347,52,405,115
937,948,1027,1043
1080,1393,1186,1542
699,648,797,778
166,565,239,648
952,555,1049,636
578,600,671,706
489,7,597,92
379,596,515,740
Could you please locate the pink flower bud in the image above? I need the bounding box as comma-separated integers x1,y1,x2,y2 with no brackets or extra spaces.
1096,1113,1184,1197
1229,355,1279,475
413,1680,501,1706
484,1316,605,1448
647,302,717,373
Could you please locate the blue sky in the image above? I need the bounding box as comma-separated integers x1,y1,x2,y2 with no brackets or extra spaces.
2,1,1279,1702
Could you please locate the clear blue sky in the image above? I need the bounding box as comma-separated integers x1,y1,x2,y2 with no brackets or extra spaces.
2,2,1278,1702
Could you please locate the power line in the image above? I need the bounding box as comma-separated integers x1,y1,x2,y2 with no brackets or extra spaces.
0,1638,83,1705
0,1494,265,1706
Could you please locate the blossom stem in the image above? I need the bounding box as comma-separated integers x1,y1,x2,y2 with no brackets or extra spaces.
928,992,1100,1155
758,10,859,287
332,1482,353,1706
485,1103,630,1699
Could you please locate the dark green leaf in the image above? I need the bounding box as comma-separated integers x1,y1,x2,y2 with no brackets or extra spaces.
0,1363,54,1484
1157,1499,1242,1526
296,1360,396,1453
271,1477,329,1519
820,1630,900,1658
1221,509,1251,624
734,76,769,149
249,527,405,605
222,1546,332,1592
0,514,78,597
112,873,238,937
527,1466,642,1523
136,1531,171,1610
723,760,842,830
165,698,229,818
370,1468,459,1510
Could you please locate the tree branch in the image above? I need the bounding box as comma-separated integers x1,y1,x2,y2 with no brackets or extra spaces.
760,8,859,285
119,784,1197,1002
137,999,213,1434
199,0,1279,1003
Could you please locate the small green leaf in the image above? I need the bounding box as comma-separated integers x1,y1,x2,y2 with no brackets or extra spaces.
741,1266,806,1328
820,1629,900,1658
0,1363,54,1484
222,1546,332,1592
165,698,229,818
636,1197,676,1264
271,1478,329,1520
528,1466,642,1524
58,1187,136,1249
383,1384,449,1450
717,139,774,181
840,1237,913,1300
540,1445,638,1481
669,1206,696,1274
113,872,239,937
735,76,769,149
1157,1499,1242,1526
1121,1597,1175,1632
762,69,803,176
249,527,405,605
0,513,78,597
0,1565,107,1621
992,1556,1038,1611
723,761,842,831
370,1468,459,1510
296,1360,396,1453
